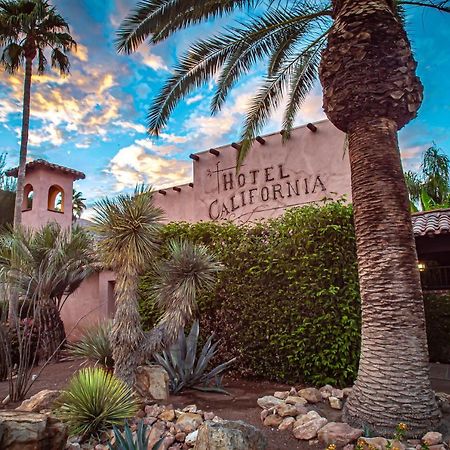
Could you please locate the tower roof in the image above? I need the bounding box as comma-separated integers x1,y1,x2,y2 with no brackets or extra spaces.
6,159,85,181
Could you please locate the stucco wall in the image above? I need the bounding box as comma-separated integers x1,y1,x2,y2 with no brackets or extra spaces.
153,120,351,224
60,270,116,340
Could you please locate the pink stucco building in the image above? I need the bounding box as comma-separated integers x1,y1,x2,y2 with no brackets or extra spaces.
6,119,352,337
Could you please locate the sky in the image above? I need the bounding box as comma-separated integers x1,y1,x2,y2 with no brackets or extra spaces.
0,1,449,217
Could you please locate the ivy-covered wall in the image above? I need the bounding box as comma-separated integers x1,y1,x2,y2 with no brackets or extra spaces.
140,202,361,386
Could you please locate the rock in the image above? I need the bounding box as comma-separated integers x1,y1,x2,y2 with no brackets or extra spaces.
331,388,344,399
428,445,445,450
289,387,298,396
275,403,298,417
263,414,283,428
159,409,176,422
148,422,166,449
135,365,169,402
342,388,353,398
161,436,176,450
145,404,162,417
260,409,269,421
295,410,322,426
319,385,334,399
66,444,81,450
176,413,203,433
17,390,61,413
317,422,363,447
175,432,186,442
274,391,289,400
183,405,198,413
203,412,215,421
278,417,295,431
257,396,284,409
423,432,443,446
0,410,67,450
356,437,388,450
293,417,328,440
194,420,267,450
186,430,198,446
343,445,354,450
299,388,322,404
328,396,343,410
285,396,308,406
294,404,308,416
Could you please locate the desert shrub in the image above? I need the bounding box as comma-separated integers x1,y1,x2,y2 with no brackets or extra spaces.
140,202,361,386
154,320,235,393
108,420,164,450
55,367,138,438
69,321,114,370
424,293,450,363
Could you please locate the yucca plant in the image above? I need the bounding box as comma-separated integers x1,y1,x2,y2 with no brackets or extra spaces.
69,321,114,370
154,320,236,394
108,420,164,450
55,367,138,439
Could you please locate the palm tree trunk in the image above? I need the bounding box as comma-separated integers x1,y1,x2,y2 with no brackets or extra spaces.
8,56,33,325
111,270,144,386
39,298,66,361
319,0,440,436
342,117,440,435
14,55,33,229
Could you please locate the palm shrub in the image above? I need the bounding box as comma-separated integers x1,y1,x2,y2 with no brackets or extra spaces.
69,322,114,370
108,420,164,450
56,367,138,438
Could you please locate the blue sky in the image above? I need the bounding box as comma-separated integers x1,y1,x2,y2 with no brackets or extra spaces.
0,1,449,216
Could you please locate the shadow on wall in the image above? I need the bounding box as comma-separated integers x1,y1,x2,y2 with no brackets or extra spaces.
0,190,14,227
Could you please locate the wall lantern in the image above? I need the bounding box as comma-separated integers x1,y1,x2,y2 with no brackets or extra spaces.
418,261,427,272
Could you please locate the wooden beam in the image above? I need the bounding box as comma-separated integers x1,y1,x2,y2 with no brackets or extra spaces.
307,123,317,132
255,136,266,145
231,142,241,150
158,190,166,195
209,148,220,156
173,187,181,192
189,154,200,161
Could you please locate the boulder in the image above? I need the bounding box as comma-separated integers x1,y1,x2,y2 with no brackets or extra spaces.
0,410,67,450
319,385,334,399
176,413,203,433
257,396,284,409
293,417,327,440
331,388,344,399
263,414,283,428
148,421,166,449
274,391,289,400
423,432,443,446
275,403,298,417
186,430,198,445
317,422,363,447
299,388,322,403
135,365,169,402
159,409,176,422
17,390,61,413
295,410,321,426
194,420,267,450
278,417,295,431
328,396,343,410
285,396,308,406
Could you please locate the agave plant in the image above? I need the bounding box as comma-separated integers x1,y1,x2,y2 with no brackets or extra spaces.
56,367,138,438
154,320,236,394
69,322,114,370
108,420,164,450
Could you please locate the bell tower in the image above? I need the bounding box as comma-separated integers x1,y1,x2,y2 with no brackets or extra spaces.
6,159,85,230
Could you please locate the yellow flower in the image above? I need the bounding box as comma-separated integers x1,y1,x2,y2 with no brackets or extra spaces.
392,447,400,450
398,423,407,430
327,445,337,450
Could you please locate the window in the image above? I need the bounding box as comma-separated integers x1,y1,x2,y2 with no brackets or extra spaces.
22,184,33,211
48,185,64,212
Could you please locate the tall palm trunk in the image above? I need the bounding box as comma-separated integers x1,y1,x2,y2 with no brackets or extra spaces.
111,269,144,386
319,0,440,435
8,55,33,326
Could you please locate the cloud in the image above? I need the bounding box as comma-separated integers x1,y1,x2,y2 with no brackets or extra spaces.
114,120,147,134
400,144,427,171
73,43,89,62
186,94,204,105
108,142,192,190
136,47,170,72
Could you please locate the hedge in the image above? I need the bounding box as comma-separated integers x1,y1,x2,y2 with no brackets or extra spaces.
140,202,361,386
0,189,14,227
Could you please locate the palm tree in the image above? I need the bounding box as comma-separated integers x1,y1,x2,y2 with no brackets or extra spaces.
0,223,95,359
72,190,86,220
91,187,222,386
0,0,77,228
117,0,449,435
405,144,450,211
